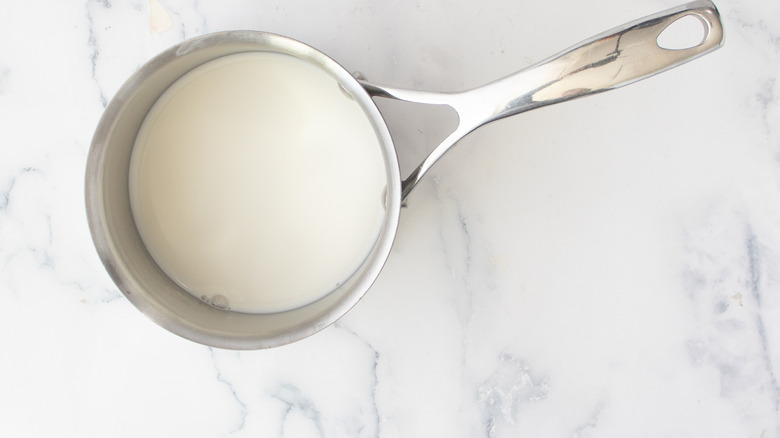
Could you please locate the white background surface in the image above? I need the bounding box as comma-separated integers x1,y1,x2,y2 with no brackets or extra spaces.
1,0,779,436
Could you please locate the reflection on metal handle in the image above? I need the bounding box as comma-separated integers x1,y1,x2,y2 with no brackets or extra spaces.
361,0,724,200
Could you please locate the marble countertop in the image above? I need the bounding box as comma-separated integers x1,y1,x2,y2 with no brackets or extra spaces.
2,0,779,436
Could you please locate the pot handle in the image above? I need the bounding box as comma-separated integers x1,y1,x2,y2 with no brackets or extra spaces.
361,0,724,200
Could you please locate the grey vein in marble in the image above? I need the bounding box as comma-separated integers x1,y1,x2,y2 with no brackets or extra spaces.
571,402,607,438
682,205,780,435
332,323,382,438
0,168,54,268
208,348,249,434
85,0,110,108
432,184,480,326
478,351,549,437
746,229,780,430
273,383,325,438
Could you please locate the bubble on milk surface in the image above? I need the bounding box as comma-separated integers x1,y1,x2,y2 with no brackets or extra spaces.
210,294,230,309
199,294,230,310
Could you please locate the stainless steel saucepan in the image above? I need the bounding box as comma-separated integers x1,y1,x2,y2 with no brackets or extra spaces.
86,0,724,349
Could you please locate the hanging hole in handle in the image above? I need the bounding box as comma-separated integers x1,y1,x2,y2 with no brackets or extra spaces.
657,14,709,50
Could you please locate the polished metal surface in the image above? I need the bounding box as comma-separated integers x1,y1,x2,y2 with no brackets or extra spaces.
86,1,723,349
361,0,724,200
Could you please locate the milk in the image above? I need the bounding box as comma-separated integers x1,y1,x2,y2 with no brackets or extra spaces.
129,52,387,314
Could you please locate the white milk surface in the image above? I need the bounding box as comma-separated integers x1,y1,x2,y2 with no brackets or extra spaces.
129,52,387,313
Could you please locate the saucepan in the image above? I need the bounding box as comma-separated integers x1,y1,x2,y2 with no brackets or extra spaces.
86,0,724,349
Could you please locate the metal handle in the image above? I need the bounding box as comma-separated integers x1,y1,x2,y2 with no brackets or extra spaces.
361,0,724,200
